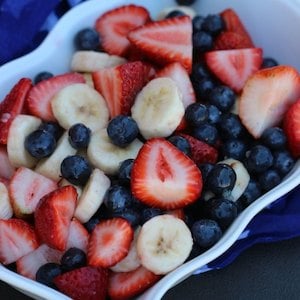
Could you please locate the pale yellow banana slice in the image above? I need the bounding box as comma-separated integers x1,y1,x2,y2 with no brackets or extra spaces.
0,182,13,220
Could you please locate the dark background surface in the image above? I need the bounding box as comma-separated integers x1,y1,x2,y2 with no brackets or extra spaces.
1,236,300,299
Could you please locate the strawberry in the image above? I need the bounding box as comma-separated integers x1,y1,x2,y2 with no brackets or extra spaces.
95,5,150,56
26,72,85,121
9,167,58,218
92,61,149,118
180,134,218,165
165,208,185,221
16,244,63,280
34,186,77,251
66,218,89,253
131,138,202,210
0,78,32,144
205,48,263,92
108,266,161,300
220,8,254,47
240,65,300,138
88,217,134,268
128,16,193,73
0,177,9,188
54,266,109,300
214,31,254,50
0,218,39,265
284,99,300,157
0,145,15,179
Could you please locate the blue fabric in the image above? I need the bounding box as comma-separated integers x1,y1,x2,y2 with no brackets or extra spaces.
1,0,300,275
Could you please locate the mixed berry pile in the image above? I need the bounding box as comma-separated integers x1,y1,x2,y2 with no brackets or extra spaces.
0,1,300,300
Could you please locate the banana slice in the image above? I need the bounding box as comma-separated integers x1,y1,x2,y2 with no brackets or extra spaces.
157,6,197,20
87,129,143,175
137,214,193,275
7,114,41,168
110,226,141,273
59,178,83,198
74,168,111,223
82,73,94,89
131,78,184,139
35,132,76,181
51,83,109,132
71,51,127,73
0,182,13,220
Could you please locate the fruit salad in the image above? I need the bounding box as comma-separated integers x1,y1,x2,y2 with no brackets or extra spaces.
0,1,300,300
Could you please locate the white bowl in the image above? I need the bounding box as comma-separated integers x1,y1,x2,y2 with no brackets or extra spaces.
1,0,300,299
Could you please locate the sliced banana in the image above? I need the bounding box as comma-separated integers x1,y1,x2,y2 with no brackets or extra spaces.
51,83,109,132
35,132,76,181
110,226,141,273
87,129,143,175
219,158,250,201
131,78,184,139
7,114,41,168
157,6,197,20
0,182,13,220
59,178,83,198
74,168,111,223
71,51,127,73
82,73,94,89
137,214,193,275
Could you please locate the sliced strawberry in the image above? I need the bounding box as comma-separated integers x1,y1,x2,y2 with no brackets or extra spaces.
92,61,149,118
128,16,192,73
66,218,89,253
9,167,58,218
205,48,263,92
131,138,202,210
0,218,39,265
165,208,185,221
26,73,85,121
54,266,109,300
95,5,150,56
284,99,300,157
108,266,161,300
0,78,32,144
16,244,63,280
34,186,77,251
214,31,254,50
220,8,254,47
180,134,218,165
0,176,9,188
240,66,300,138
88,217,134,268
0,145,15,179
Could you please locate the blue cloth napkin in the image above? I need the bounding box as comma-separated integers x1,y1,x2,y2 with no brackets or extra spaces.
1,0,300,274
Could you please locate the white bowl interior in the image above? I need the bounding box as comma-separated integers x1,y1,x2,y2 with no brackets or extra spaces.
1,0,300,299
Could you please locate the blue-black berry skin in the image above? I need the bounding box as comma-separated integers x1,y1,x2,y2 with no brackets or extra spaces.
192,15,205,32
61,247,87,272
36,263,62,289
209,85,235,113
107,115,139,148
74,28,100,51
141,207,164,224
84,216,100,233
192,219,222,248
191,62,212,82
168,135,191,156
198,163,215,185
38,122,63,141
202,14,225,36
118,159,134,184
261,127,287,150
192,123,219,146
221,139,247,161
219,113,246,140
111,208,141,227
273,150,295,176
68,123,91,149
193,78,215,100
60,155,92,186
193,31,214,52
166,10,186,18
175,0,196,6
104,185,133,213
184,103,208,127
246,145,274,173
239,179,262,208
258,169,281,192
261,57,278,69
34,72,53,84
207,105,221,125
25,129,56,159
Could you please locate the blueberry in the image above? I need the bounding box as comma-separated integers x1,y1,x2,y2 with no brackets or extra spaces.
206,105,221,125
261,127,287,150
221,139,247,161
61,247,87,272
166,10,186,18
118,159,134,184
84,216,100,233
193,78,215,100
38,122,63,141
36,263,62,289
111,208,141,227
184,103,208,127
258,169,281,192
202,14,225,36
192,123,219,146
192,219,222,248
175,0,196,5
60,155,92,186
192,15,205,32
107,115,139,148
219,113,246,140
198,163,214,184
261,57,278,69
239,179,262,208
25,129,56,158
104,185,133,213
68,123,91,149
206,198,238,229
246,145,274,173
273,150,295,176
34,71,53,84
141,207,163,224
206,164,236,196
168,135,191,156
191,62,212,83
193,31,214,52
74,28,100,51
209,85,235,112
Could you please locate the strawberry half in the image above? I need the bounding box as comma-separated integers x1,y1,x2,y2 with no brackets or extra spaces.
26,72,85,121
54,266,109,300
214,31,254,50
92,61,149,118
0,145,15,179
205,48,263,92
240,65,300,138
95,5,150,56
128,16,193,73
108,266,161,300
35,186,77,251
0,78,32,144
66,218,89,253
88,217,134,268
0,218,39,265
131,138,202,210
284,99,300,157
9,167,58,218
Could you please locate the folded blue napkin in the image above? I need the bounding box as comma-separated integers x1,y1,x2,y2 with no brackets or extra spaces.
1,0,300,275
